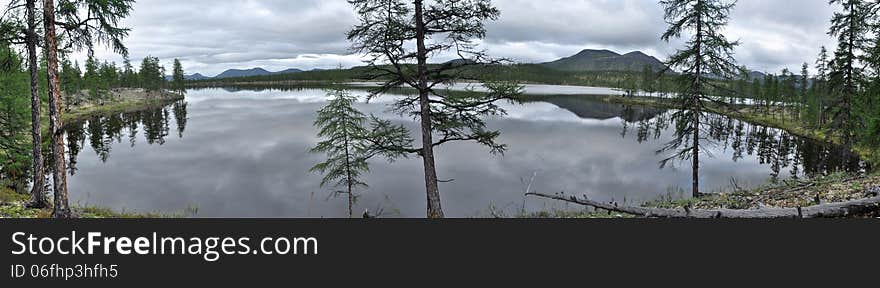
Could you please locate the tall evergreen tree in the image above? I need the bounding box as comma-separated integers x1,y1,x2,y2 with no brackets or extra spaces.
347,0,521,217
0,43,32,195
121,56,137,87
659,0,741,198
827,0,872,144
0,0,51,207
83,54,100,98
139,56,164,91
42,0,72,217
42,0,134,218
815,46,831,126
171,58,185,95
862,4,880,147
800,62,810,121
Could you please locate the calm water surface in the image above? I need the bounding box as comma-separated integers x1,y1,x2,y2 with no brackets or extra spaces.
61,86,863,217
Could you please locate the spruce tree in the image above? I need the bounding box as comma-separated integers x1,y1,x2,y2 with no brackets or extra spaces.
815,46,831,126
827,0,872,144
800,63,810,121
0,43,32,195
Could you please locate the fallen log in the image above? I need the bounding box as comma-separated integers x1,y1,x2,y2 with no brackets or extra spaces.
526,192,880,218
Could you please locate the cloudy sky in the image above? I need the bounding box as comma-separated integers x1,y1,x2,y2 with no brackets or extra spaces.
77,0,839,77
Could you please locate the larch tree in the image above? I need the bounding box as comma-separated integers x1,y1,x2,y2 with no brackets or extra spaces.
171,58,185,95
43,0,134,218
659,0,741,198
310,89,411,218
347,0,522,218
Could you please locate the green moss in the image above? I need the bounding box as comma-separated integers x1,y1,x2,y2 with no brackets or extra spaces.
0,204,43,218
0,186,29,203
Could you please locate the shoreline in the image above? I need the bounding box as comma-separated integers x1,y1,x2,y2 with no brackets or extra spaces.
4,84,878,218
62,88,185,126
595,94,875,162
1,88,185,219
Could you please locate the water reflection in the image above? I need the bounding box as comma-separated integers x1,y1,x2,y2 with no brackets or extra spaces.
64,99,188,175
524,95,664,122
59,87,867,217
615,105,866,182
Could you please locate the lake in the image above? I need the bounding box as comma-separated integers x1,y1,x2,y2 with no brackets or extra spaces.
61,85,865,217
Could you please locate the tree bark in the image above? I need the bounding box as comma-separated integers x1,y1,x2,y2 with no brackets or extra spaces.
43,0,71,218
25,0,48,209
692,0,703,198
526,192,880,218
344,119,354,218
414,0,444,219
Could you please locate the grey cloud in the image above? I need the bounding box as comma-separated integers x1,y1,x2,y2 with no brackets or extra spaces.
77,0,841,76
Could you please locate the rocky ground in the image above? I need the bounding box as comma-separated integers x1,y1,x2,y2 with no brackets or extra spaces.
645,173,880,211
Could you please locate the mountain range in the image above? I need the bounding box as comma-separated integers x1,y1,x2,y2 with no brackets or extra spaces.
175,67,306,81
184,49,768,81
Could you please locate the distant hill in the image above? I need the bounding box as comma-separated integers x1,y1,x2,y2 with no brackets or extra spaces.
542,49,667,72
185,73,210,80
214,68,273,79
747,70,767,80
180,67,306,80
165,73,210,81
275,68,304,74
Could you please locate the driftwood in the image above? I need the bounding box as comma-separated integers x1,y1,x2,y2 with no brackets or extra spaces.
526,192,880,218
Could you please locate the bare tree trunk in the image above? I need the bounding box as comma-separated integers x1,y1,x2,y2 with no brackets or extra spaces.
347,182,354,218
527,192,880,218
692,7,703,199
344,129,354,218
692,116,700,198
25,0,48,209
414,0,443,218
43,0,71,218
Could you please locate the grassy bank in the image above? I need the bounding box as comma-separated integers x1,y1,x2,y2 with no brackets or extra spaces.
62,92,185,125
0,186,173,218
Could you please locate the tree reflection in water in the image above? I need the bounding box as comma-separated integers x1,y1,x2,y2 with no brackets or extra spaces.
62,99,188,175
618,104,866,183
